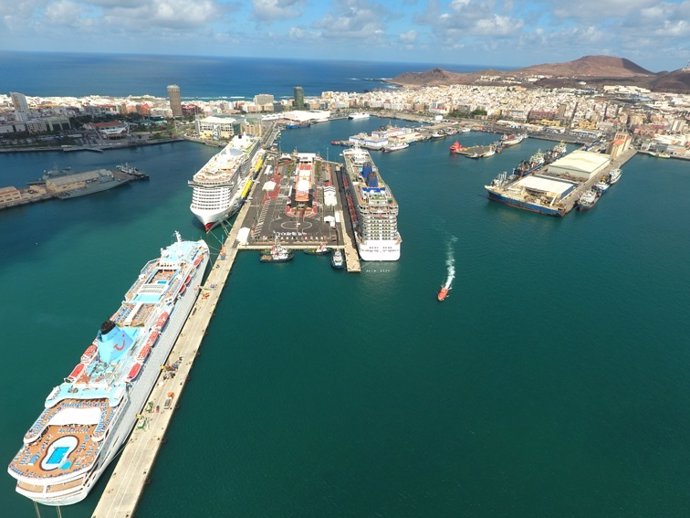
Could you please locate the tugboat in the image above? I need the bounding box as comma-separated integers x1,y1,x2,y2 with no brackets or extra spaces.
304,243,330,256
260,241,294,263
449,141,463,154
437,286,450,302
331,249,345,269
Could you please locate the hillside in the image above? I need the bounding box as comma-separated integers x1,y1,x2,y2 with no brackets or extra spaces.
519,55,654,78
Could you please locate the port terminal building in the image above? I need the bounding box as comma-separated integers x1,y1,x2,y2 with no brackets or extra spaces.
545,150,611,182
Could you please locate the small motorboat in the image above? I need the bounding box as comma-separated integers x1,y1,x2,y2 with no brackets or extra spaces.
437,286,450,302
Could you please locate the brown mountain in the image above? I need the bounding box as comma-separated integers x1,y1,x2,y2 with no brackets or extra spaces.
519,55,654,78
650,68,690,93
390,67,468,86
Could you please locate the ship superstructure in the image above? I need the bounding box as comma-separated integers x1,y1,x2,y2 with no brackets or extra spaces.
342,146,401,261
189,134,260,231
8,233,209,506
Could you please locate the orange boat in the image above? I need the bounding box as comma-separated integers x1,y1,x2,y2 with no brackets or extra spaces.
449,141,463,154
81,344,98,364
437,286,450,302
126,362,142,382
66,363,85,382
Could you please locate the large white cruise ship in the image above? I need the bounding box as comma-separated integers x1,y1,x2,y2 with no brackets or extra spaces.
7,233,209,506
341,146,401,261
189,134,261,231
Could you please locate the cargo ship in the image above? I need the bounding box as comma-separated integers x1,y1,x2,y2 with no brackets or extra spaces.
342,146,401,261
7,232,209,506
189,134,261,231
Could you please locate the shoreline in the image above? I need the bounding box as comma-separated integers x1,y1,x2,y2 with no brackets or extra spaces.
0,137,185,154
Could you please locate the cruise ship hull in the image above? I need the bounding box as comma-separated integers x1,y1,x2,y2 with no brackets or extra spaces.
357,240,401,261
9,240,209,506
190,196,243,232
486,190,564,217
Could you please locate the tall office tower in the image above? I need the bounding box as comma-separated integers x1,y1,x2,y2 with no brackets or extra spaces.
293,86,305,110
167,84,183,117
11,91,29,113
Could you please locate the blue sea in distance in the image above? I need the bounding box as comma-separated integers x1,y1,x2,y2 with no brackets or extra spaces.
0,51,486,98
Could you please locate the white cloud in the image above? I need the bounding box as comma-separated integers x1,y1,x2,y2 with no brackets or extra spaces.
252,0,304,21
399,29,417,43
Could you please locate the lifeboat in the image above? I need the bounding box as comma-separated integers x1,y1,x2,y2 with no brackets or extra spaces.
67,363,85,382
146,330,160,348
136,345,152,362
449,141,463,154
126,362,142,382
184,274,191,285
81,344,98,364
155,312,169,330
437,286,450,302
193,254,203,267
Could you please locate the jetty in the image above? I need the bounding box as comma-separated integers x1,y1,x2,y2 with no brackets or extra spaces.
90,201,250,518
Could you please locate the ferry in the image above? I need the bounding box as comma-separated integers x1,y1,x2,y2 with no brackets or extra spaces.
7,232,209,506
349,112,370,120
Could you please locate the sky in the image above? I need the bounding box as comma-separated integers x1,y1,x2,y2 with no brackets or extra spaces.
0,0,689,72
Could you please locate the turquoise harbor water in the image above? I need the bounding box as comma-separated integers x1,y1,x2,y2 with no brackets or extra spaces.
2,120,690,517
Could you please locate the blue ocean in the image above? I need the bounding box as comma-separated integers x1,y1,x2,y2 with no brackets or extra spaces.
0,51,485,98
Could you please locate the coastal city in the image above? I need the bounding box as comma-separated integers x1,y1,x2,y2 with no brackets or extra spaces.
2,47,690,518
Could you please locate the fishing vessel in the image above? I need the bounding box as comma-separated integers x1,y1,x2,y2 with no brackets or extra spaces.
189,134,261,232
593,181,610,194
382,141,409,153
342,146,401,261
437,286,450,302
7,232,209,506
577,189,599,210
501,133,527,146
608,168,622,184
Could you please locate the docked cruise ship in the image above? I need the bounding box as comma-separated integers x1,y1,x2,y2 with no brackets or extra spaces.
189,134,260,231
342,146,401,261
7,233,209,506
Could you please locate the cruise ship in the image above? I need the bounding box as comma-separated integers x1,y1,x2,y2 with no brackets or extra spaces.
7,233,209,506
342,146,401,261
189,134,260,231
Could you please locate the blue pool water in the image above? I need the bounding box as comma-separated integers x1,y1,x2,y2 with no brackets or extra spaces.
46,446,69,465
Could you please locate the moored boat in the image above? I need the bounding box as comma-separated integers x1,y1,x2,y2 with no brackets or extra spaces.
331,249,344,269
260,242,294,263
449,141,463,154
7,232,209,506
608,168,622,184
577,189,599,210
304,243,330,255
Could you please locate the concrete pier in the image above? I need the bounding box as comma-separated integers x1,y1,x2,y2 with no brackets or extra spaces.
91,200,251,518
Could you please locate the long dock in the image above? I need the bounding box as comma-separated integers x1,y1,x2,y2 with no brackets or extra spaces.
91,201,250,518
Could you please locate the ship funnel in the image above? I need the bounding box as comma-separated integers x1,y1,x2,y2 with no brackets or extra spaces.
97,320,133,363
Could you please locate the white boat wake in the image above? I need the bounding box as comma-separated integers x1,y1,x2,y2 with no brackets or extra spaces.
443,236,457,290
